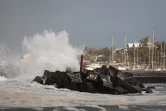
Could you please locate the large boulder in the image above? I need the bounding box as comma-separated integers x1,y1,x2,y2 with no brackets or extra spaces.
32,76,43,84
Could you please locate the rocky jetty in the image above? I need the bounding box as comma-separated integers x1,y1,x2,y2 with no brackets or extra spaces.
33,65,153,95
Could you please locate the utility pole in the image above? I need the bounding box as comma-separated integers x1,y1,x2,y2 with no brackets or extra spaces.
152,28,154,70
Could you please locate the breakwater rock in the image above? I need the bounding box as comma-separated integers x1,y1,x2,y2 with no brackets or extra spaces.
33,65,153,95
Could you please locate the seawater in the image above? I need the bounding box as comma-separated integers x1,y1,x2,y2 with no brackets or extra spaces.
0,78,166,111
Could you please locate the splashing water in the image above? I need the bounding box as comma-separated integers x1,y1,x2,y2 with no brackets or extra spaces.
0,76,7,81
20,30,83,78
0,43,20,78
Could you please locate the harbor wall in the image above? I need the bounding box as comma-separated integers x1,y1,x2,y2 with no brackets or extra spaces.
126,71,166,83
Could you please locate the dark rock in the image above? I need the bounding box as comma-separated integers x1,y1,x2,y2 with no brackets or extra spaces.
145,88,153,93
32,76,43,84
33,65,153,95
124,72,133,77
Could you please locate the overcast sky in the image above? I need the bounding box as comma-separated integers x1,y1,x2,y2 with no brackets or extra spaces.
0,0,166,52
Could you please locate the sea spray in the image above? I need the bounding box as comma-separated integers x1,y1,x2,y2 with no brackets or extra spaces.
0,76,7,81
0,43,9,63
21,30,83,77
0,43,20,78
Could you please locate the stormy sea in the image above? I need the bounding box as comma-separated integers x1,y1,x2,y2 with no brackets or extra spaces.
0,30,166,111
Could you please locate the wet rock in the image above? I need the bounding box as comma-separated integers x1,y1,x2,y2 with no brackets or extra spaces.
32,76,43,84
33,65,153,95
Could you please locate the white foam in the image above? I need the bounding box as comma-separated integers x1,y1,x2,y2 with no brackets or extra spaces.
118,105,129,110
91,105,107,111
21,30,83,77
64,106,80,111
0,80,166,107
0,76,7,81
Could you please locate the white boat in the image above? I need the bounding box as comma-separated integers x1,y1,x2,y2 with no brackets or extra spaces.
85,63,103,70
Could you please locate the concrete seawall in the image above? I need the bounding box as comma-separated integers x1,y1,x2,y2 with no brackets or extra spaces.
128,71,166,76
126,71,166,83
128,76,166,83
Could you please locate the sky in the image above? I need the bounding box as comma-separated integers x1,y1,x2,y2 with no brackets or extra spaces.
0,0,166,52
